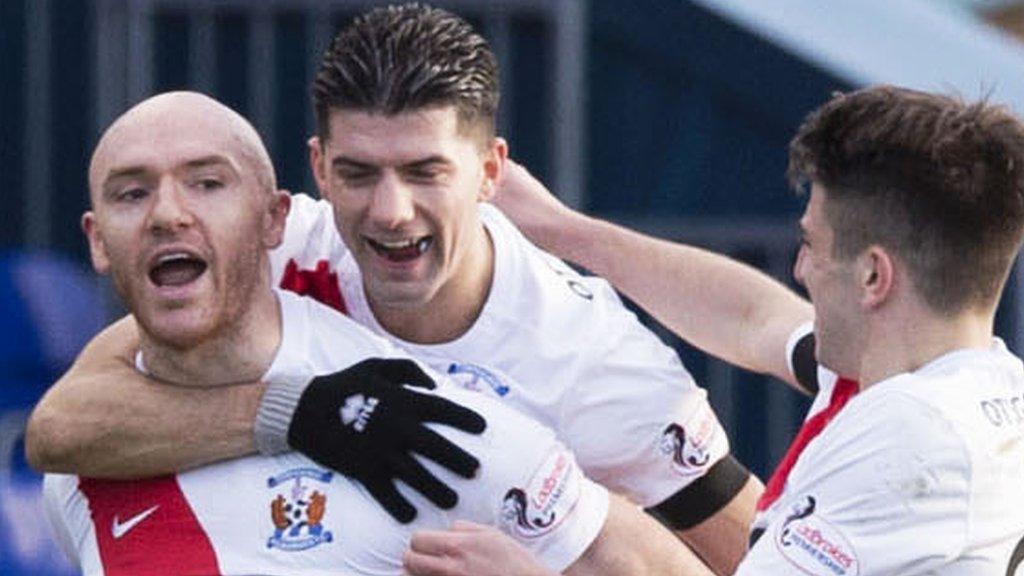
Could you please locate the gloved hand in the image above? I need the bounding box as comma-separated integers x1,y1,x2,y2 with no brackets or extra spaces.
256,358,487,523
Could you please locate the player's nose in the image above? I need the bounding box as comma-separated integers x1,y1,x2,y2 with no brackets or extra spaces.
148,178,195,233
367,173,415,229
793,245,808,288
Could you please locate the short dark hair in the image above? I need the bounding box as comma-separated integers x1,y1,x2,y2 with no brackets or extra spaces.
312,3,499,140
789,85,1024,313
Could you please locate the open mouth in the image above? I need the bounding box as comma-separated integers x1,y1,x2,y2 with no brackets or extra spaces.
366,236,432,263
148,252,208,288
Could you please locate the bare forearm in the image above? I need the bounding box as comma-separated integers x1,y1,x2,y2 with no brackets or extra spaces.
538,213,812,388
28,374,263,478
567,494,714,576
403,495,712,576
26,317,263,478
677,474,763,576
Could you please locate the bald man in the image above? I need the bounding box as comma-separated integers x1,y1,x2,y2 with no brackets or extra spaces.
41,91,710,576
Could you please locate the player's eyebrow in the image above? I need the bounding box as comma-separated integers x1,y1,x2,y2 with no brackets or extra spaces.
331,156,376,171
103,165,147,183
403,155,450,169
330,155,452,171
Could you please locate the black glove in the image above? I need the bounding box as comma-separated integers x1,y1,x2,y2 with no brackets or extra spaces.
286,358,487,523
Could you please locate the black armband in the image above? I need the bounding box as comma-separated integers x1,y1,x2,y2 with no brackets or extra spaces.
791,331,819,396
645,454,751,530
749,526,766,548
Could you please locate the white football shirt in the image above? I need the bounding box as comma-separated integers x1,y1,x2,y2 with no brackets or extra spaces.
43,290,608,576
738,339,1024,575
272,194,730,508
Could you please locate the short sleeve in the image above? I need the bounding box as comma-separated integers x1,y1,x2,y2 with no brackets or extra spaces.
494,442,610,571
737,392,970,575
557,308,730,508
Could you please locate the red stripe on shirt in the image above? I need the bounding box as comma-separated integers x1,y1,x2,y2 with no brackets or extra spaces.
756,377,859,512
279,259,347,315
79,476,220,576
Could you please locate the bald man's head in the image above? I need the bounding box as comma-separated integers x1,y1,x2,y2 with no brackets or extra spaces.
89,91,276,204
81,91,290,352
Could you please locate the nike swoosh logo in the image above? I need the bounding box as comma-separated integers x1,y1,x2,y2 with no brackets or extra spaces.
112,505,160,539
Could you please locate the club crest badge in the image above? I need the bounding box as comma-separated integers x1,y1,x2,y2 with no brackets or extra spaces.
447,362,511,397
266,468,335,551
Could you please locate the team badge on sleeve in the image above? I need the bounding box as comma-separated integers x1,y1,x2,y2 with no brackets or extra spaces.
774,496,859,576
499,449,581,539
266,468,335,552
658,403,718,476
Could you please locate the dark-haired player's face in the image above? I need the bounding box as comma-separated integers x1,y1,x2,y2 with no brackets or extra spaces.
793,184,865,377
311,107,504,316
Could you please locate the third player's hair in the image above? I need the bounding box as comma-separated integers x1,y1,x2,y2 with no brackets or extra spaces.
788,85,1024,314
312,3,499,141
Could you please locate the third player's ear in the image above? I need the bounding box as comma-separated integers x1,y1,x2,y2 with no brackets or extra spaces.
860,246,894,309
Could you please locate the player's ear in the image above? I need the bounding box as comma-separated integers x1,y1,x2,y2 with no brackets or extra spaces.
308,136,328,196
479,137,508,202
81,211,111,274
263,190,291,249
860,245,894,309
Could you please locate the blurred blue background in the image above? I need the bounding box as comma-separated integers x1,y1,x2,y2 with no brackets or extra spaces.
3,0,1024,572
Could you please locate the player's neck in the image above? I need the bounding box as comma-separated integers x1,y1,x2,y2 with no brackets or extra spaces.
373,226,495,344
858,305,993,390
140,283,282,387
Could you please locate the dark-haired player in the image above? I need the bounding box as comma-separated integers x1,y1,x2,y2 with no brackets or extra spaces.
739,85,1024,575
460,86,1024,575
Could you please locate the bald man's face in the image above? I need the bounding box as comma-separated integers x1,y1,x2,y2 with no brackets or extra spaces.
83,98,288,349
